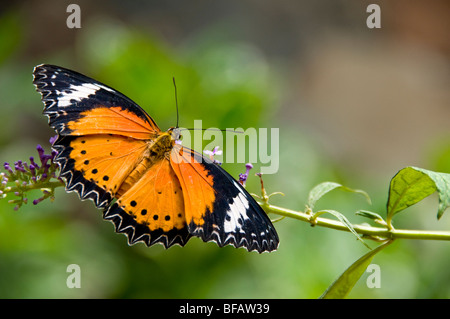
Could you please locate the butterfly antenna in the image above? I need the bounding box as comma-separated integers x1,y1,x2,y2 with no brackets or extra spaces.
180,128,244,134
173,77,179,128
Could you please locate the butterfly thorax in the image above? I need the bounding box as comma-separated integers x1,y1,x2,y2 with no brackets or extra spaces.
115,130,177,198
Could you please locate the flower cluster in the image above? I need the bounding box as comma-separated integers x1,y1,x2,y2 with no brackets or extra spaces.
1,136,64,210
203,146,256,187
203,146,223,165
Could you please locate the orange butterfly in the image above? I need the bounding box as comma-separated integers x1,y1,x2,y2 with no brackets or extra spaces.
33,64,279,253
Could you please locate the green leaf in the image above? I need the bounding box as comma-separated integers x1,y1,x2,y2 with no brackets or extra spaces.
387,167,450,220
319,241,392,299
307,182,371,210
314,210,371,249
355,210,387,226
414,168,450,219
355,210,384,221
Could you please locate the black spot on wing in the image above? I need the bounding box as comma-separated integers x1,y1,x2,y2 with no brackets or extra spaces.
53,135,112,208
103,202,192,248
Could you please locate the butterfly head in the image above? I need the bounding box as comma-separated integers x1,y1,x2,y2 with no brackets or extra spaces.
168,127,182,145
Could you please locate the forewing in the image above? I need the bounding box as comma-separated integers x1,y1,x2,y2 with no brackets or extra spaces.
33,64,160,139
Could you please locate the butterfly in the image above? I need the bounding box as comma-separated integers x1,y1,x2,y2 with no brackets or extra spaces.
32,64,279,253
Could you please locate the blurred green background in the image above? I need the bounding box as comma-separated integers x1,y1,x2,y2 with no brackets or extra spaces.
0,0,449,298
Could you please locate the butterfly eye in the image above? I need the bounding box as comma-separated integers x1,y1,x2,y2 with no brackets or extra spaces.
171,127,182,144
174,127,182,138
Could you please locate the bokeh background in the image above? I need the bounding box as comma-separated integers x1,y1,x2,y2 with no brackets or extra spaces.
0,0,449,298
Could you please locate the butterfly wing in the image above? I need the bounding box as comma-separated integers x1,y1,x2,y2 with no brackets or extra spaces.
33,64,160,139
170,145,279,253
34,64,192,248
33,64,160,209
53,134,148,208
103,157,191,248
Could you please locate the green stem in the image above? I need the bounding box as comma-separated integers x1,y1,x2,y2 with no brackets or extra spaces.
262,203,450,242
7,180,64,194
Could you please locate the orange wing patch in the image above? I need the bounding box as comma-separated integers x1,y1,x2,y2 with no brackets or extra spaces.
57,134,148,209
103,156,191,248
170,145,216,227
115,158,186,233
67,107,159,139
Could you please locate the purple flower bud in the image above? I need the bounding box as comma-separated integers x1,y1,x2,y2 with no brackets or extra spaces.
204,146,223,157
37,144,44,157
3,162,13,174
29,164,36,176
239,163,254,187
36,144,47,166
29,156,40,169
204,146,223,165
49,135,58,145
14,161,26,173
